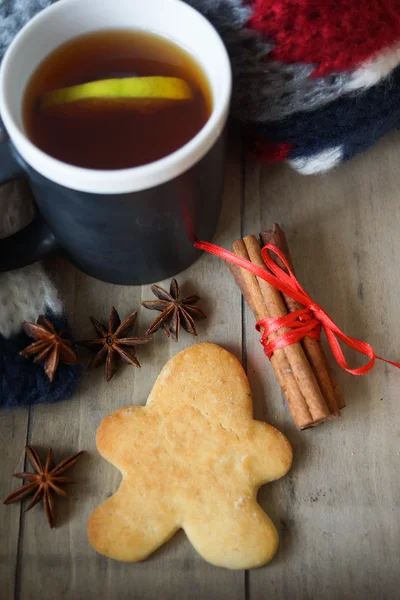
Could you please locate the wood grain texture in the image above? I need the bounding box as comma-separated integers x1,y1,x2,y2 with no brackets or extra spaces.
0,409,29,600
14,136,244,600
244,132,400,600
0,182,31,600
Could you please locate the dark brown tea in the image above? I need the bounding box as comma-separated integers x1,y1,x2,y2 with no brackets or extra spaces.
23,30,212,169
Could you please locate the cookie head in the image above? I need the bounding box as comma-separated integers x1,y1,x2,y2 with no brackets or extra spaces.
88,343,292,569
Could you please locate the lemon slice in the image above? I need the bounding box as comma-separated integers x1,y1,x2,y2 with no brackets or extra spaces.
40,76,193,109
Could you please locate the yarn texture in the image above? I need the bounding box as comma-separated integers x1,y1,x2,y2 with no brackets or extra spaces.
255,62,400,167
0,181,82,408
0,180,62,338
188,0,400,172
0,313,82,408
250,0,400,77
0,0,53,59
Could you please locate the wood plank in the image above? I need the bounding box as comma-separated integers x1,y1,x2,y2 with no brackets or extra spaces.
244,133,400,599
0,409,29,600
16,136,245,600
0,181,31,600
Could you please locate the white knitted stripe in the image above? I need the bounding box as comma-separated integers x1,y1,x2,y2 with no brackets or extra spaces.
345,41,400,92
233,37,400,123
0,180,62,339
0,267,62,338
288,146,343,175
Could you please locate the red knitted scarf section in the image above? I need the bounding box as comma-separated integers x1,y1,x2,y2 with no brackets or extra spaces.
249,0,400,76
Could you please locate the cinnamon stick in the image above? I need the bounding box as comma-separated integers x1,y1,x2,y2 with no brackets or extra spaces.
260,225,345,412
232,235,335,429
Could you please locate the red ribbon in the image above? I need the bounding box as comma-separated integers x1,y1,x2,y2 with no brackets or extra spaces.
195,240,400,375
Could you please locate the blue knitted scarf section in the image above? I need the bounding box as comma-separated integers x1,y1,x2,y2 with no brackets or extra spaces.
0,313,82,408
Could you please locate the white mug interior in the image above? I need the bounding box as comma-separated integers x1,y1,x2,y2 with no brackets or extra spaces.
0,0,231,194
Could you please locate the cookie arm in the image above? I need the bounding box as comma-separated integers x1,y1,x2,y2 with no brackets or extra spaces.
242,421,293,484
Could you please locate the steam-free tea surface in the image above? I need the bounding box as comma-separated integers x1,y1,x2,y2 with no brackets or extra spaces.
23,30,212,169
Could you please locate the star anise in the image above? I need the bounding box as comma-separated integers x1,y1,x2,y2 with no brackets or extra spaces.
78,306,151,382
20,315,79,382
142,278,206,341
3,446,84,528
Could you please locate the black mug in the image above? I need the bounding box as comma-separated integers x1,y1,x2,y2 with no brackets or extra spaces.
0,0,231,285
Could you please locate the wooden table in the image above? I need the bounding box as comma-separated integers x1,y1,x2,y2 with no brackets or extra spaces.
2,131,400,600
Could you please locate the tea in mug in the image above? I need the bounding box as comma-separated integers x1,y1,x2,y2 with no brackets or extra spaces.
23,29,212,169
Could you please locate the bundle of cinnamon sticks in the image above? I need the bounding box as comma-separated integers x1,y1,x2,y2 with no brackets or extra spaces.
229,224,344,430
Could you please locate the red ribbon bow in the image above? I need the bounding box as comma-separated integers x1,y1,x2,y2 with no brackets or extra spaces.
195,240,400,375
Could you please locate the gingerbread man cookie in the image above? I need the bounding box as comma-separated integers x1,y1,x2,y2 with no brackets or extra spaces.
88,343,292,569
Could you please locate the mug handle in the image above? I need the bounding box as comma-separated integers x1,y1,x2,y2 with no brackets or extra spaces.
0,137,59,272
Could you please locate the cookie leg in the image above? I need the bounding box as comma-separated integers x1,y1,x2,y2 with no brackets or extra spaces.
183,498,279,570
88,484,179,562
